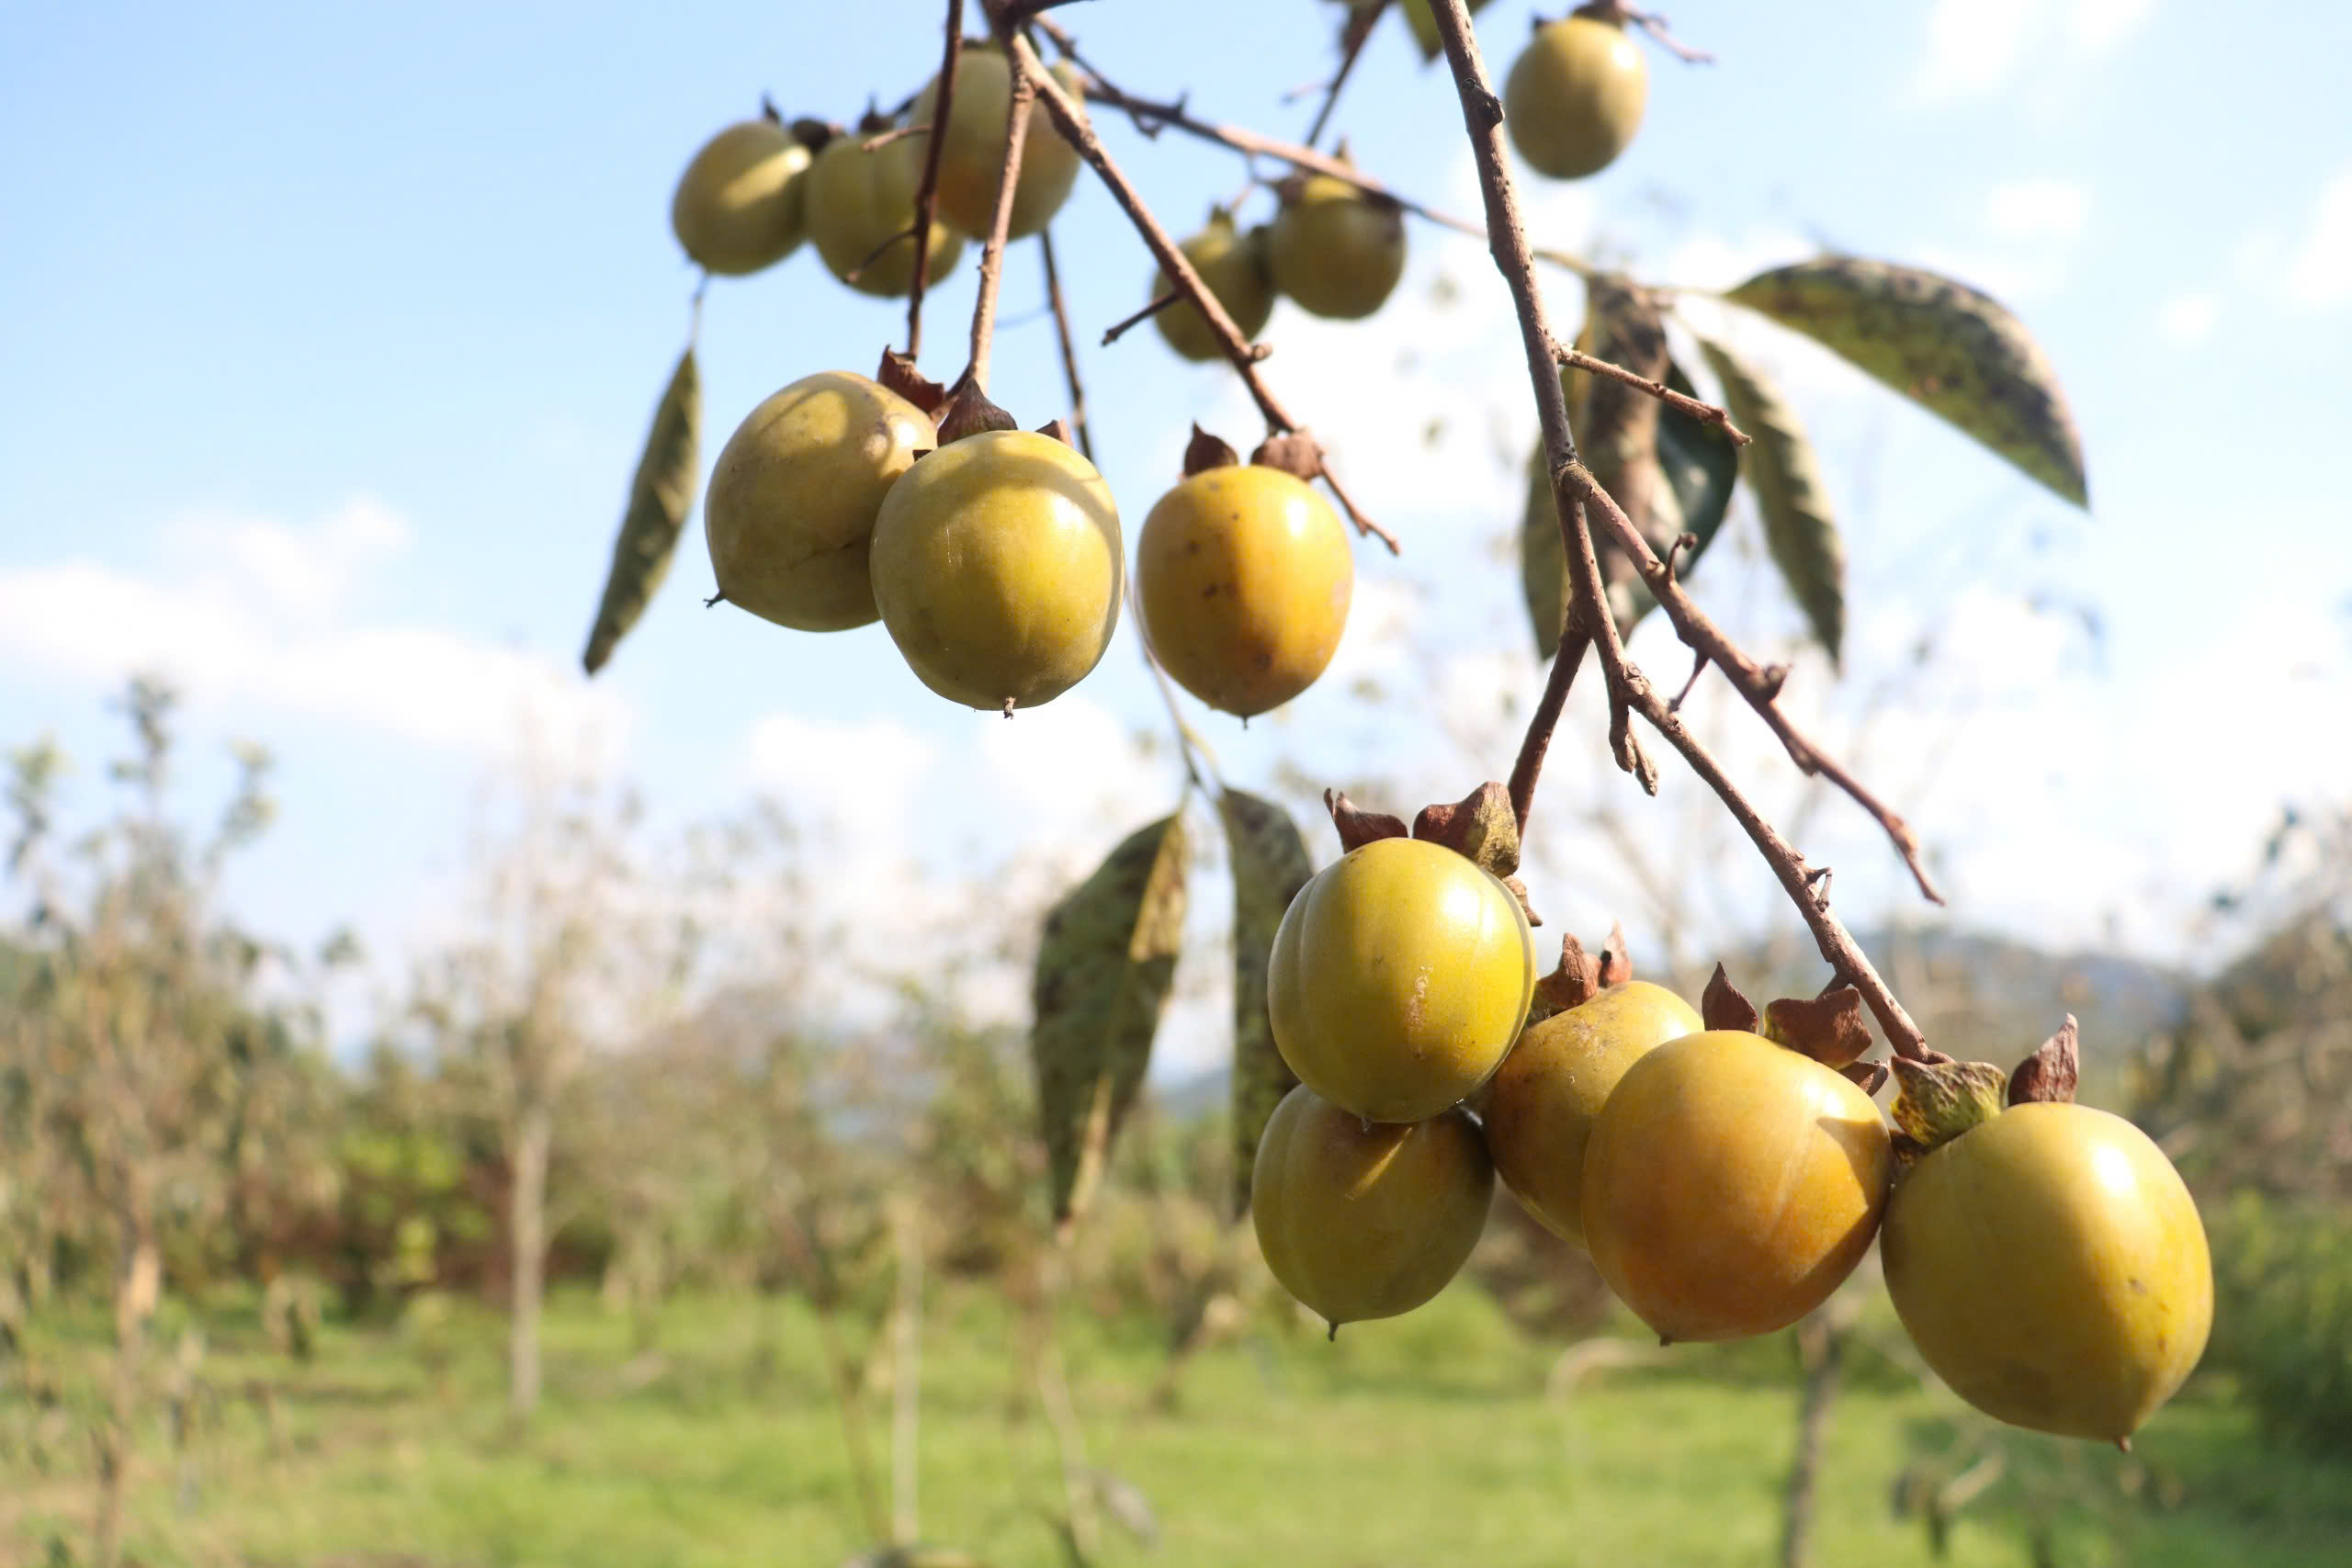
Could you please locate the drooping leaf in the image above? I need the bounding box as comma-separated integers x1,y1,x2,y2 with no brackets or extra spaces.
1725,256,2087,506
1700,337,1847,665
1218,789,1309,1220
582,346,700,675
1519,440,1568,660
1032,815,1191,1230
1521,351,1736,659
1656,359,1740,567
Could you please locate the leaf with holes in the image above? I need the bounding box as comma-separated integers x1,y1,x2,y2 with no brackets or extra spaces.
1218,788,1310,1219
1701,337,1846,665
1725,256,2087,507
1033,815,1190,1230
582,346,699,675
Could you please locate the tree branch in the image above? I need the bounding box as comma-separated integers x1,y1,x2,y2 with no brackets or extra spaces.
1303,1,1385,150
999,14,1399,554
904,0,966,359
963,30,1036,392
1421,0,1932,1059
1556,340,1749,446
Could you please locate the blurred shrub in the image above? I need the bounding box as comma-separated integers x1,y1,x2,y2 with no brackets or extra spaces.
2209,1191,2352,1457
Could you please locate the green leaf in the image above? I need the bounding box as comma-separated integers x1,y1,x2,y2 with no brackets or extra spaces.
1217,789,1310,1220
582,346,700,675
1032,815,1190,1230
1700,337,1846,665
1519,441,1569,660
1724,257,2087,507
1657,359,1740,567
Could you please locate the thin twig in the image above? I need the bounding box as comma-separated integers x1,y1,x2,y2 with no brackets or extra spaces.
964,34,1036,391
862,123,932,153
1127,578,1216,794
1558,342,1749,445
904,0,966,358
1508,632,1591,833
1036,34,1595,281
1304,0,1384,149
1422,0,1931,1059
1000,16,1400,555
1037,231,1093,460
1100,288,1182,347
1621,4,1714,65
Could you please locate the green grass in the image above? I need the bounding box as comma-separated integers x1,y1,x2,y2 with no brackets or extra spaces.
5,1282,2347,1568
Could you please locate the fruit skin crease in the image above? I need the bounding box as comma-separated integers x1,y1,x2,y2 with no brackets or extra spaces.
867,430,1124,712
1266,837,1537,1125
1580,1029,1893,1341
1880,1101,2213,1442
703,371,932,631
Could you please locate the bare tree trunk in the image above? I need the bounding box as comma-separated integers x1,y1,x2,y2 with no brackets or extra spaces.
95,1205,160,1568
507,1096,553,1421
1780,1308,1854,1568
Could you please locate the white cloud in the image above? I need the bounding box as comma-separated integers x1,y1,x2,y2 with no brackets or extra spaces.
1914,0,2037,101
2071,0,2156,51
2282,165,2352,309
0,499,627,770
1984,179,2088,243
743,710,937,841
1914,0,2154,101
2157,292,2219,345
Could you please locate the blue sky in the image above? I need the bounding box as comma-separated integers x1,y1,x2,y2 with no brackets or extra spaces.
4,2,2348,1064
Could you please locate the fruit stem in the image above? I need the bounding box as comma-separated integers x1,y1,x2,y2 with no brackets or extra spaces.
1302,1,1385,151
903,0,966,361
1035,231,1094,460
963,23,1036,395
1419,0,1936,1061
997,12,1401,556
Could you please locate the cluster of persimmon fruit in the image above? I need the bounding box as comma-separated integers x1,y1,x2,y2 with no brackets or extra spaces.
666,40,1370,717
1250,824,2213,1449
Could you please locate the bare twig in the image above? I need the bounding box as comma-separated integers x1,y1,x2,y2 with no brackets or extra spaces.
904,0,966,358
1558,341,1749,445
1100,288,1182,347
1422,0,1931,1059
1508,631,1591,833
1040,39,1595,280
964,35,1036,391
862,123,932,153
1304,0,1385,149
1620,4,1714,65
1000,16,1399,554
1037,231,1093,460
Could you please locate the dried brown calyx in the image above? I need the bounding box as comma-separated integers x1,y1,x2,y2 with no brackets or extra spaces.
1526,920,1634,1025
934,375,1018,445
876,348,948,417
1183,423,1239,475
1320,780,1539,924
1888,1015,2085,1168
1250,429,1322,484
1703,964,1886,1093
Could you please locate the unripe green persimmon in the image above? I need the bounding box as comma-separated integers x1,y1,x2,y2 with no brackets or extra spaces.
704,372,932,631
868,430,1122,711
1582,1031,1892,1341
807,130,966,298
1881,1103,2212,1443
1268,836,1536,1123
906,48,1086,240
671,119,812,276
1152,212,1274,363
1503,16,1648,180
1482,981,1701,1246
1135,464,1352,717
1251,1084,1493,1332
1267,175,1407,321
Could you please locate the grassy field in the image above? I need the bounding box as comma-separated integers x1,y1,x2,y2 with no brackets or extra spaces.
4,1281,2347,1568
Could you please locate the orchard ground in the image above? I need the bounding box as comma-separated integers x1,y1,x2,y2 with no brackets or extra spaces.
6,1284,2347,1567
